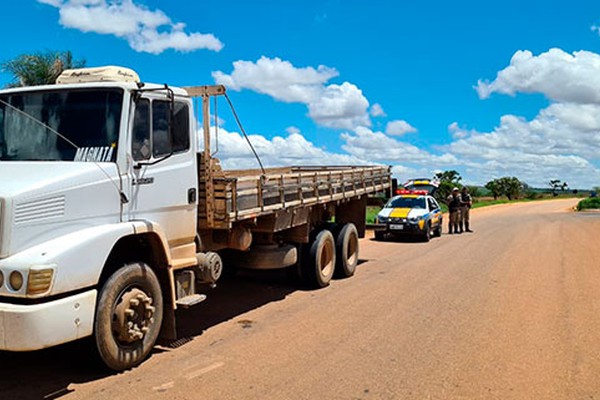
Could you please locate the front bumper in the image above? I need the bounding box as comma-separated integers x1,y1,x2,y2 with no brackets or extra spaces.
0,289,96,351
374,222,425,235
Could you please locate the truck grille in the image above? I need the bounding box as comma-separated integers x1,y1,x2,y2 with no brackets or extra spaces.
14,196,66,224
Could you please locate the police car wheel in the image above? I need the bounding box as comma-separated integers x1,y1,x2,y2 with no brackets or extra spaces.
423,223,431,242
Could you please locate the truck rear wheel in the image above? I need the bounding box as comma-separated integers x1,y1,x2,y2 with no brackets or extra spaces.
304,230,336,288
94,262,163,371
335,223,359,278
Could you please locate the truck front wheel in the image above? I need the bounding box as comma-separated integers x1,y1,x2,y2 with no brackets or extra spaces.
335,223,359,278
94,262,163,371
303,230,336,288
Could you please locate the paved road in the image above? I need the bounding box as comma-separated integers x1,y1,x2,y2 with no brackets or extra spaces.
2,198,599,399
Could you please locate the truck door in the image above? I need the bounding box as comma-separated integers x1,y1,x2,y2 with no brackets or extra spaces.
128,95,197,249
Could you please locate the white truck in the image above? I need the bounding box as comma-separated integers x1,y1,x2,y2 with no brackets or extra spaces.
0,66,391,370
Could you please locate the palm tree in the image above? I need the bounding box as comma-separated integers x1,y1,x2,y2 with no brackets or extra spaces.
2,50,85,87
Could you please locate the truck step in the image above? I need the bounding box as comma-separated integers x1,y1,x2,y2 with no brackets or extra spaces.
176,294,207,308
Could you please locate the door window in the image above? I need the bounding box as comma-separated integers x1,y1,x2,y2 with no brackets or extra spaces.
132,99,150,161
132,99,189,161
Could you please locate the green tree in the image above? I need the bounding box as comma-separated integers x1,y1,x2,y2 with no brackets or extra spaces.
485,177,524,200
434,170,462,202
485,179,502,200
466,185,481,197
549,179,568,197
498,176,523,200
2,50,85,87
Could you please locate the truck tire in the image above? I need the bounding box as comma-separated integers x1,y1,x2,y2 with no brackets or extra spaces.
334,223,359,278
304,230,336,288
374,230,385,241
94,262,163,371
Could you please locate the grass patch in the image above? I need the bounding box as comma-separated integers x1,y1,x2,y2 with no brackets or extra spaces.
577,197,600,211
366,206,380,224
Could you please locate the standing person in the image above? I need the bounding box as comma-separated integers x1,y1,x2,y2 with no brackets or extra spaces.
460,186,473,232
446,187,461,234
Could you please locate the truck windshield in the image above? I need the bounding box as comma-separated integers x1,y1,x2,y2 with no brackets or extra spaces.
0,88,123,161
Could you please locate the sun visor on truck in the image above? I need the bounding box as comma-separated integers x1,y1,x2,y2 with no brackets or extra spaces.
56,66,140,84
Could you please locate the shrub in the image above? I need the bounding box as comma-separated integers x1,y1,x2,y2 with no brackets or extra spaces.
577,197,600,211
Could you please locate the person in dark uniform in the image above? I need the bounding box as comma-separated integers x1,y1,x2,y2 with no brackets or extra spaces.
446,187,461,234
460,186,473,232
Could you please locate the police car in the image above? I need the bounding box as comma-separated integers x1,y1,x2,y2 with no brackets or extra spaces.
374,190,443,241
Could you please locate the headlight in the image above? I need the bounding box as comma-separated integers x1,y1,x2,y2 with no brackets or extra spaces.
377,216,388,223
9,271,23,291
27,267,55,295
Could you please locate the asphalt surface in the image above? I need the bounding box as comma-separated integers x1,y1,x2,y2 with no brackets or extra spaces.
2,198,599,400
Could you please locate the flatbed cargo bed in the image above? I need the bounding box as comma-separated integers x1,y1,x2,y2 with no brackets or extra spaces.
198,161,391,229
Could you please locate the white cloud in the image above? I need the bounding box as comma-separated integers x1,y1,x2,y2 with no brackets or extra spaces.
445,104,600,187
212,57,338,101
475,48,600,103
200,126,437,185
369,103,386,117
286,126,300,135
200,127,369,170
213,57,371,130
38,0,64,6
210,114,225,127
385,120,417,136
38,0,223,54
464,47,600,187
307,82,371,129
341,126,457,166
210,48,600,188
448,122,477,140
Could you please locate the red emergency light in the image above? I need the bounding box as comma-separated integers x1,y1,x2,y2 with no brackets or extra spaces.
395,189,428,195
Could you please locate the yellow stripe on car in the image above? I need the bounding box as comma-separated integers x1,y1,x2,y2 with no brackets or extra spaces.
389,208,411,218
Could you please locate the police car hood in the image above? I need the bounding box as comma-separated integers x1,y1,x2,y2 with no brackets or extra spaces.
378,207,428,219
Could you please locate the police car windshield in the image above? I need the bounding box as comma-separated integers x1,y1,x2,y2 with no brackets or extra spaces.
388,197,426,209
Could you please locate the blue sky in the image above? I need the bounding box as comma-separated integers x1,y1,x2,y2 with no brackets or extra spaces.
2,1,600,188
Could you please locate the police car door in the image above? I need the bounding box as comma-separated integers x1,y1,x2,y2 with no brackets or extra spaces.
428,197,442,227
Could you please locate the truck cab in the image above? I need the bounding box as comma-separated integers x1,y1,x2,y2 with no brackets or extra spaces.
0,67,202,368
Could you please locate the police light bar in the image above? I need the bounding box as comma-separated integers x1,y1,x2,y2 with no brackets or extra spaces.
395,189,428,195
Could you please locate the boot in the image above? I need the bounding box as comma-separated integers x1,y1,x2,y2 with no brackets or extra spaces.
448,224,453,234
458,222,464,234
466,222,473,233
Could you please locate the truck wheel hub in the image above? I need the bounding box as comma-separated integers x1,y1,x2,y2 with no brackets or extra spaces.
112,288,155,344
